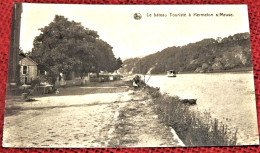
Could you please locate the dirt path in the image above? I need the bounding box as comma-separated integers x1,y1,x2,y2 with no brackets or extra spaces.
3,81,183,148
107,90,184,147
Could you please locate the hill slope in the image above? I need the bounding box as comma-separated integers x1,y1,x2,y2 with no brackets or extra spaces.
121,32,252,74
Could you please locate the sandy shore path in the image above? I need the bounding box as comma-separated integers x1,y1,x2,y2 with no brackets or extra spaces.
3,81,183,147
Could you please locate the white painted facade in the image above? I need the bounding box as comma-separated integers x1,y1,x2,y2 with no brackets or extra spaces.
19,56,38,84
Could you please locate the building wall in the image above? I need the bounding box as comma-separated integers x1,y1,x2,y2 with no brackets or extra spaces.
19,57,37,84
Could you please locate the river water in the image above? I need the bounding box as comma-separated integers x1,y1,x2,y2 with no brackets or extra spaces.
144,71,259,145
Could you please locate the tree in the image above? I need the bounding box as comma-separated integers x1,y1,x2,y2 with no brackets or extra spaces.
30,15,120,83
116,57,123,70
93,39,119,73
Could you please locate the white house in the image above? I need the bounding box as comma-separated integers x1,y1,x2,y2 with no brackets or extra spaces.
19,53,38,84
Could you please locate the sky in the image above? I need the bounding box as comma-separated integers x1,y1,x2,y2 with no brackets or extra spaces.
19,4,250,59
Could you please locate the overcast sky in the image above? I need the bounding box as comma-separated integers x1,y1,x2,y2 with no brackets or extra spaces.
20,4,250,59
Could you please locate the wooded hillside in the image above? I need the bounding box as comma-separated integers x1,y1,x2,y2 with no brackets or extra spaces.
121,32,252,74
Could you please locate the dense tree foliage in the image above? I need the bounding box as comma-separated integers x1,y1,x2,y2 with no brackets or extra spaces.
121,33,252,74
29,15,121,82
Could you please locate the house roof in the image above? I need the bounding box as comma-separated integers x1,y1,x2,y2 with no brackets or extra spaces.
19,52,38,65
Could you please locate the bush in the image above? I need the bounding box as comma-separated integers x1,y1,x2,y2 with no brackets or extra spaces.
146,86,237,146
30,78,41,88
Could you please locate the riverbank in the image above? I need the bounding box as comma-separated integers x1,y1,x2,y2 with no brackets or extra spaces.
125,74,238,146
179,67,253,74
145,85,237,147
4,76,252,147
3,80,184,147
140,67,253,76
144,72,258,145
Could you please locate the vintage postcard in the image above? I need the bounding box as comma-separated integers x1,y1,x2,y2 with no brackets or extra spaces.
3,3,259,148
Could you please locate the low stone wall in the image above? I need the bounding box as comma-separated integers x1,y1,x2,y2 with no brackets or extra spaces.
55,76,90,87
55,75,123,86
55,79,84,87
89,75,123,82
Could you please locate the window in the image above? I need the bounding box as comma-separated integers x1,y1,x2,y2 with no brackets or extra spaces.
23,66,28,74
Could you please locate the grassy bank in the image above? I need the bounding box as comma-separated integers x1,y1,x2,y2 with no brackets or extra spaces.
145,85,237,147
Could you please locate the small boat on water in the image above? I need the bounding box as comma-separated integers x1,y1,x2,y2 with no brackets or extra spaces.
167,70,176,77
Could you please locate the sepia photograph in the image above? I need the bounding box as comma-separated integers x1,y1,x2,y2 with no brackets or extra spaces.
3,3,259,148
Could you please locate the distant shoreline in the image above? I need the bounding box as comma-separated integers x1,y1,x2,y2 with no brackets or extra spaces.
179,67,253,74
126,67,253,76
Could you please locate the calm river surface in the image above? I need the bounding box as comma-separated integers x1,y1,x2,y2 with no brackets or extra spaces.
145,71,259,145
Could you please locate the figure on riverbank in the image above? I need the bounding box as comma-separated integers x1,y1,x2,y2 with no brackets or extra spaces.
133,75,140,88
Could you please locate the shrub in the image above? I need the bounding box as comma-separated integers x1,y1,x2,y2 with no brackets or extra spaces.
146,86,237,146
30,78,41,88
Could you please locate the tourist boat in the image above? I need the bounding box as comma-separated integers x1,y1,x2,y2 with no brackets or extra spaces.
167,70,176,77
